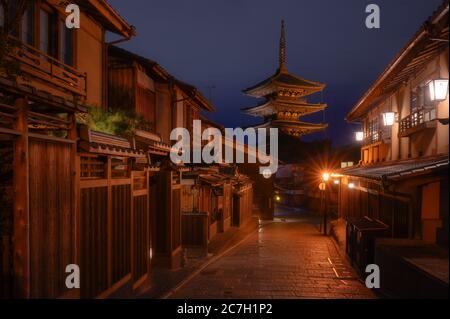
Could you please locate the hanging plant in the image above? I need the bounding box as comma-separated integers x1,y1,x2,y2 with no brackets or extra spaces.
76,106,153,138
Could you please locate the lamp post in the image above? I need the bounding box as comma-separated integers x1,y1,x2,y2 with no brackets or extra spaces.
321,172,330,235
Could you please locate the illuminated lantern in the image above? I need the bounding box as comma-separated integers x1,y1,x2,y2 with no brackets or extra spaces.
355,131,364,141
333,180,340,185
348,183,355,189
428,79,449,102
382,112,395,126
322,172,330,182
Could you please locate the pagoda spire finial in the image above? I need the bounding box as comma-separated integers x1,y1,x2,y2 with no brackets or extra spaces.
279,19,287,72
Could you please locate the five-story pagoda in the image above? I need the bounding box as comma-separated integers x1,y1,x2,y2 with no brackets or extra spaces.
242,20,328,137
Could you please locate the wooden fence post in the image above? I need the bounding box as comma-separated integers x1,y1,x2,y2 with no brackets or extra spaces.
13,97,29,298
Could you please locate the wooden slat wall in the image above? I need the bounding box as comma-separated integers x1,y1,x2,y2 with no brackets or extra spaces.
132,195,148,282
108,66,136,113
136,87,156,125
0,141,14,298
172,188,181,251
29,139,74,298
111,184,131,284
80,187,108,298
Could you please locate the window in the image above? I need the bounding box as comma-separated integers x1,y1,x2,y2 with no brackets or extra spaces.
0,5,4,28
21,4,34,45
366,117,379,142
411,85,433,113
39,8,55,56
59,20,73,65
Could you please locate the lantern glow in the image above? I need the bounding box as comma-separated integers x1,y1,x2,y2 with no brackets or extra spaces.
333,180,340,185
348,183,355,189
428,79,449,102
355,131,364,141
322,172,330,182
382,112,395,126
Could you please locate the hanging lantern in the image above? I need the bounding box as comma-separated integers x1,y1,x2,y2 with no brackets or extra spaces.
428,79,449,102
382,112,395,126
355,131,364,141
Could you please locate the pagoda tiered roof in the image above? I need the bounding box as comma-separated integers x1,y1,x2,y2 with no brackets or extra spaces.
240,20,328,138
242,99,326,117
243,69,325,98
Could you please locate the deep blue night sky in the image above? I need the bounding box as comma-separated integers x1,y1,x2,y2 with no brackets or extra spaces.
107,0,443,146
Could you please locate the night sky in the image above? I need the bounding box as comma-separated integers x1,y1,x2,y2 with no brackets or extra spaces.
107,0,443,146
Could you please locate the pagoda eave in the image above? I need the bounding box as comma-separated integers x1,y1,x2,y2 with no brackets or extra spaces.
249,120,328,136
241,101,326,117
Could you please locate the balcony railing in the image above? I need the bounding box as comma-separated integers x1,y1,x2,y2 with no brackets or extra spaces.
7,37,87,97
399,107,437,136
363,130,382,145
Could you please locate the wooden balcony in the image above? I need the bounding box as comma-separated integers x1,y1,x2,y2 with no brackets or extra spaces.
399,107,437,137
363,130,382,146
7,37,87,97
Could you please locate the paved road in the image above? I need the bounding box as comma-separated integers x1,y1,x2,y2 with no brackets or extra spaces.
170,213,376,299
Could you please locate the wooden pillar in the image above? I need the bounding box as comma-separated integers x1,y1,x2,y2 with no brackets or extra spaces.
13,97,29,298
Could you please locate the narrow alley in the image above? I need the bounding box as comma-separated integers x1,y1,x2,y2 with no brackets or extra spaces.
169,209,376,299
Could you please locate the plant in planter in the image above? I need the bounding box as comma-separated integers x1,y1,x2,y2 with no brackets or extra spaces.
76,106,152,138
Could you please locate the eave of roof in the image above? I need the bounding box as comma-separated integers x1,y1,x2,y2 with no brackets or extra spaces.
346,1,449,122
243,69,325,97
340,155,449,183
241,99,327,117
78,0,135,38
174,79,215,112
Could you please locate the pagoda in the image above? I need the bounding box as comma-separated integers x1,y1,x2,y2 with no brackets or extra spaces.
241,20,328,137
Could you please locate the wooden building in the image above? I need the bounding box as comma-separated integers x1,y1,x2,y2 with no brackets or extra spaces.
338,1,449,297
0,0,137,298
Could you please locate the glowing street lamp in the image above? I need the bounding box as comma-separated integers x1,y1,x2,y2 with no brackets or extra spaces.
355,131,364,142
322,172,330,182
428,78,449,102
382,112,396,126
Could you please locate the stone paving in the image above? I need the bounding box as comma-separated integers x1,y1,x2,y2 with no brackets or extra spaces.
170,214,376,299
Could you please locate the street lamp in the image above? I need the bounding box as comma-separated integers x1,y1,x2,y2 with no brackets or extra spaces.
320,172,331,235
382,112,396,126
355,131,364,142
428,78,449,102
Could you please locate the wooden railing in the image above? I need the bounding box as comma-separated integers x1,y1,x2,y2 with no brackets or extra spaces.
400,107,436,134
363,130,382,145
8,37,87,96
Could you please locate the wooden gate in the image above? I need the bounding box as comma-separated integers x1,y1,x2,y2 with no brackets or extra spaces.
28,138,76,298
78,154,151,298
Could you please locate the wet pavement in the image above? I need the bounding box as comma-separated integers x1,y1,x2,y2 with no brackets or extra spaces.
169,210,376,299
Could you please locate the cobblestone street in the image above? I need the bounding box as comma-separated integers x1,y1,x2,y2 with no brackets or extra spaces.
170,212,376,299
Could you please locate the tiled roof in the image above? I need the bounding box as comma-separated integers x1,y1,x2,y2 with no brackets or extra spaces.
243,69,324,94
340,155,449,181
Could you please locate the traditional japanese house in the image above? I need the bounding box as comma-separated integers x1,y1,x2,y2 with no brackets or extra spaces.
0,0,136,298
107,46,220,269
339,1,449,298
